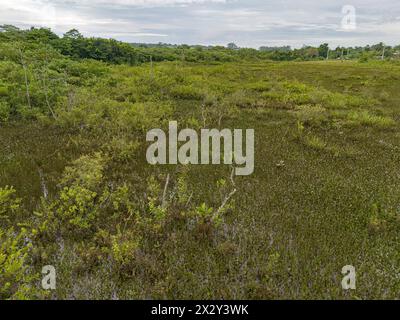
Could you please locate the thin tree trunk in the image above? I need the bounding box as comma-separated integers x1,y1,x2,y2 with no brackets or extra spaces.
212,167,237,222
41,72,57,119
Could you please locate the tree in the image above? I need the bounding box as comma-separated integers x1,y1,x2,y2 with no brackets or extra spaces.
227,42,239,50
26,27,59,43
0,25,20,33
318,43,329,59
63,29,83,40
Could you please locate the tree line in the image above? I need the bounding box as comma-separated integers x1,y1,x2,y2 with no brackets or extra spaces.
2,25,399,65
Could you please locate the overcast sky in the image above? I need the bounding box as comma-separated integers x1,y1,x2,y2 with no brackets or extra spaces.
1,0,399,48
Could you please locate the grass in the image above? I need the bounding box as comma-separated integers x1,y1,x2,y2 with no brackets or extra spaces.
304,135,327,150
346,110,396,128
2,60,400,299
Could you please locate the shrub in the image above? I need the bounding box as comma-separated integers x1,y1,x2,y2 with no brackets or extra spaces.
229,90,257,108
0,101,10,122
169,85,205,100
282,81,311,94
115,102,173,132
284,92,312,105
60,153,106,189
101,137,140,163
16,105,43,120
0,86,9,97
0,186,21,226
0,227,41,300
57,185,99,230
193,203,216,225
111,228,141,272
245,81,272,92
54,153,106,231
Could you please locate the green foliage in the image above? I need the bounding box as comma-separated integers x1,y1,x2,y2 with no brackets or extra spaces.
111,228,141,270
54,153,106,231
0,186,21,225
57,185,99,229
169,85,205,100
0,188,43,300
101,137,140,163
176,167,191,205
0,101,10,122
60,153,105,189
193,203,215,224
358,51,375,63
146,176,168,227
0,227,41,300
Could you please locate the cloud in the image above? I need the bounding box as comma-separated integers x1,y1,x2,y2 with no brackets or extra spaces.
59,0,228,7
0,0,59,29
0,0,399,47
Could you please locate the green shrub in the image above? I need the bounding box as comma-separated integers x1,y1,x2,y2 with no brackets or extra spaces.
0,101,11,121
54,153,106,231
115,102,173,132
57,185,99,230
111,228,141,271
169,85,205,100
284,93,312,105
101,137,140,163
0,86,9,97
0,227,41,300
0,186,21,225
60,153,105,189
16,106,43,120
282,81,311,94
245,81,272,92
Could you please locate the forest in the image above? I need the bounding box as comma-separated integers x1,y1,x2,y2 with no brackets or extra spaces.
1,25,400,299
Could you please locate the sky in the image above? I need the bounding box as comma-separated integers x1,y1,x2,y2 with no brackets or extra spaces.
0,0,399,48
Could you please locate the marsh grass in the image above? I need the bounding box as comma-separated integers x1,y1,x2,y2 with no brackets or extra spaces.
346,110,396,128
1,60,400,299
303,135,327,150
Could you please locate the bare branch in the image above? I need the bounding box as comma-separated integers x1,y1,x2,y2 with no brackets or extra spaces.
212,167,237,221
40,72,57,119
185,192,193,208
